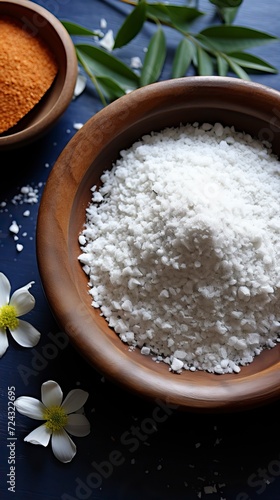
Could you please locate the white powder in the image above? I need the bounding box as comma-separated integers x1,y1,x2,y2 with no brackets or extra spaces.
78,122,280,374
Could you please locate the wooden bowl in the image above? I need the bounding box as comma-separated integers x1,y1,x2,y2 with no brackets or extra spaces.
0,0,77,150
36,77,280,412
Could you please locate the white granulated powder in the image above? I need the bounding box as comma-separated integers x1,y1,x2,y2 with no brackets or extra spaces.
78,122,280,374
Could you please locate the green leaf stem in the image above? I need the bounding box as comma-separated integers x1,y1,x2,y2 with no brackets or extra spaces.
75,44,139,91
62,0,279,106
146,4,204,27
94,76,128,100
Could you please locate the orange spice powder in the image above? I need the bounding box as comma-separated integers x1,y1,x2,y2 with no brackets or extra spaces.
0,15,58,134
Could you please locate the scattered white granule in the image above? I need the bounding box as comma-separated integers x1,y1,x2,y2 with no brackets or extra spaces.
16,244,23,252
23,210,30,217
73,74,87,99
99,29,114,51
141,346,151,355
78,234,87,246
73,122,84,130
130,56,142,69
204,485,217,494
100,18,107,29
170,357,184,372
11,184,42,205
78,122,280,374
9,221,19,234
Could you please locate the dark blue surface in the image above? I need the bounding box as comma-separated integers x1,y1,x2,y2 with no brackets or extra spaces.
1,1,280,499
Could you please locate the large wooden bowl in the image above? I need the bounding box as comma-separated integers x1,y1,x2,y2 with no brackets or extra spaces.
0,0,77,150
36,77,280,412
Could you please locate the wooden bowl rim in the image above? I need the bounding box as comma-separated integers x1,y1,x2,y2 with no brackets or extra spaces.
36,76,280,412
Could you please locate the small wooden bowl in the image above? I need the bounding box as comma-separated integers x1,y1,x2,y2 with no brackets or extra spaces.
37,77,280,412
0,0,77,150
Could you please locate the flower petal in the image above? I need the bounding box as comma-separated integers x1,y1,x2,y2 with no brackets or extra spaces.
10,319,41,347
24,423,51,446
0,272,11,305
41,380,63,408
51,429,76,463
65,414,91,437
61,389,89,414
14,396,45,419
10,283,35,316
0,330,9,357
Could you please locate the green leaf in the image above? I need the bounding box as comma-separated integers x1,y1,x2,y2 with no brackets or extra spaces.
229,52,278,73
146,3,204,28
216,54,228,76
140,29,166,86
209,0,242,7
193,32,220,52
218,7,240,24
196,46,214,75
95,76,127,101
165,5,204,30
197,26,278,53
227,58,250,79
171,38,194,78
114,1,147,49
75,44,140,91
144,3,170,23
61,20,99,37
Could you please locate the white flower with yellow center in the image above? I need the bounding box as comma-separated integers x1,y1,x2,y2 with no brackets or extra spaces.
14,380,90,463
0,272,41,357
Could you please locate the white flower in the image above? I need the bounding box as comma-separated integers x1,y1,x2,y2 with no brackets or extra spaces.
0,272,41,357
14,380,90,463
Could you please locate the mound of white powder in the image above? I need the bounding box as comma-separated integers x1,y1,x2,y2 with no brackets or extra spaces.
78,122,280,374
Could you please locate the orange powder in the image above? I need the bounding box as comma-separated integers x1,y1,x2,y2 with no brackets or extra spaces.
0,15,58,134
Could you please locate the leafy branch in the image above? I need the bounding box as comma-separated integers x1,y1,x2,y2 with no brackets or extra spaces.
62,0,279,105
